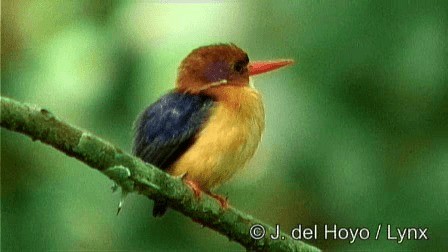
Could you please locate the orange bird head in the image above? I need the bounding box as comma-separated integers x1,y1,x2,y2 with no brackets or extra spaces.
176,43,293,94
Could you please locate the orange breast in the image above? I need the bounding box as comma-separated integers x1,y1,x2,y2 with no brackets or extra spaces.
167,85,265,190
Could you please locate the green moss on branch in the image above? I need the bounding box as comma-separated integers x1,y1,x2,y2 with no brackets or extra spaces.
1,96,319,252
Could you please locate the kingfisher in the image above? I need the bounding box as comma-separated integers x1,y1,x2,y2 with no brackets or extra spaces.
133,43,293,217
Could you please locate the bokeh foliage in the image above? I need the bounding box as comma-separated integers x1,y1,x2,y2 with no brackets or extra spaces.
2,1,447,250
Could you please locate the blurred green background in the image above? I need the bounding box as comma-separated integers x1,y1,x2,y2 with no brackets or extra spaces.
2,0,447,250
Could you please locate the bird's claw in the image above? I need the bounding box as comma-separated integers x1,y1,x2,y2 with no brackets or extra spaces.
181,176,228,209
178,173,202,198
184,179,202,198
208,192,229,209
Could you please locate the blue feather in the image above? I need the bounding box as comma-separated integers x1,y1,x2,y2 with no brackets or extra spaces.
133,92,214,170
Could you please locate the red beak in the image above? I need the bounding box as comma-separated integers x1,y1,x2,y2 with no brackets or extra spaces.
248,59,294,76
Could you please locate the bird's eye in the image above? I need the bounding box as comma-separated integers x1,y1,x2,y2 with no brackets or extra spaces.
233,60,246,73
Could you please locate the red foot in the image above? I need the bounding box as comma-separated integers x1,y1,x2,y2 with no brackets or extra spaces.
208,192,229,209
182,178,229,209
184,179,202,198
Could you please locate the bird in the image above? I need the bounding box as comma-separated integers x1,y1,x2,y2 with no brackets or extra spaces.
133,43,293,217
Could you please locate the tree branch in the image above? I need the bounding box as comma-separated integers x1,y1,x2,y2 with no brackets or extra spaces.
1,96,319,251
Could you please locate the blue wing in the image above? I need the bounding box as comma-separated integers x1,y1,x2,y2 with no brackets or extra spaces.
133,92,214,170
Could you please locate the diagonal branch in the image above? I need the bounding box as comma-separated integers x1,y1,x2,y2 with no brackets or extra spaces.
0,96,320,252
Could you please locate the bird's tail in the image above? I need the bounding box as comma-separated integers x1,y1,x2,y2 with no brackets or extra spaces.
153,199,168,217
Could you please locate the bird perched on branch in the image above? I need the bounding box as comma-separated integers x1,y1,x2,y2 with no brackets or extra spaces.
133,43,293,217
